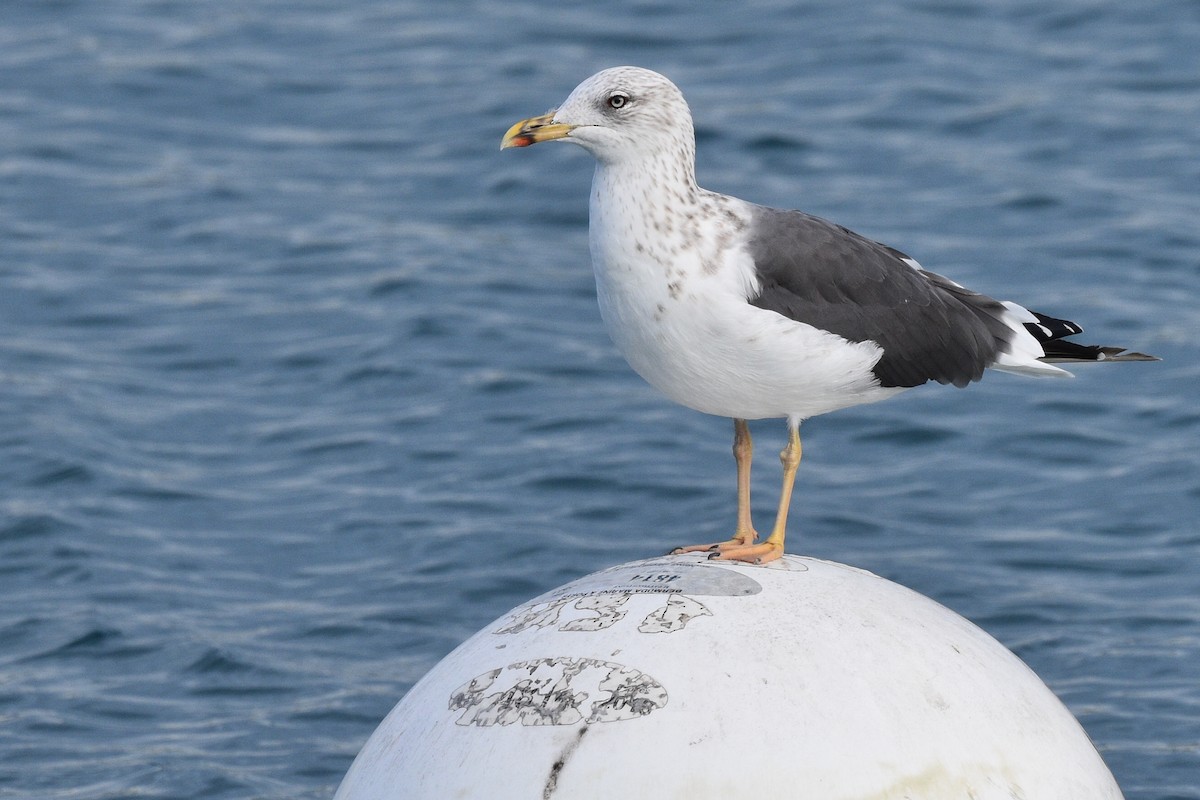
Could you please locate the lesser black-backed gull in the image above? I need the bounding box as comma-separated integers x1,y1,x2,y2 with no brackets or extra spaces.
502,66,1156,565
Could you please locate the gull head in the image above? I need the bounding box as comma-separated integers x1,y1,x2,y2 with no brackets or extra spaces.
501,66,695,167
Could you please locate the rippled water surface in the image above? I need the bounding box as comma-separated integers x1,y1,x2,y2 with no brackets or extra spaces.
2,1,1197,797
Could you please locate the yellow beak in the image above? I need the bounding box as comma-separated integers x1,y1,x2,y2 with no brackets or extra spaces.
500,113,576,149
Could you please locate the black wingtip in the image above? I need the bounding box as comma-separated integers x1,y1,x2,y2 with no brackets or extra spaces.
1024,311,1159,364
1037,341,1160,363
1028,311,1084,340
1091,347,1160,363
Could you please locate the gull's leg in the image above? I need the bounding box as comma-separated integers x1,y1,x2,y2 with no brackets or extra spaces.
709,424,801,565
731,418,757,544
670,418,759,555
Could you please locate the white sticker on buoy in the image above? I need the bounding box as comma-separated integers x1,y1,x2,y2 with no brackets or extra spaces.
448,657,668,727
554,557,768,599
637,594,712,633
491,558,767,639
494,592,714,636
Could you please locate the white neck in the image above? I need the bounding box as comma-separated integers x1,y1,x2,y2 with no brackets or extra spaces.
589,158,703,268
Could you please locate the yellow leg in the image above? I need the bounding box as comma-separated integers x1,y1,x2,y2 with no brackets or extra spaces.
710,425,800,565
670,419,759,555
732,418,757,544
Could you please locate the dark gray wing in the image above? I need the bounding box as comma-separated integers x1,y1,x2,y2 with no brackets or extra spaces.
745,206,1015,388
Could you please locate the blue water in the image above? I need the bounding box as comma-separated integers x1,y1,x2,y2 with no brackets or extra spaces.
1,1,1197,797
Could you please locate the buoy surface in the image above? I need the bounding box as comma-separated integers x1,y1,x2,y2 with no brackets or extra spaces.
335,554,1122,800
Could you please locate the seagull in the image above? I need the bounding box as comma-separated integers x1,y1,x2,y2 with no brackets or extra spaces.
501,66,1156,565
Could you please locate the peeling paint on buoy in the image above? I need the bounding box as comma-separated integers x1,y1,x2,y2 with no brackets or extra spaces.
334,554,1123,799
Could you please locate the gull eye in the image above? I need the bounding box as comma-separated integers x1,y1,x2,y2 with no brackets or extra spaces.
606,92,630,110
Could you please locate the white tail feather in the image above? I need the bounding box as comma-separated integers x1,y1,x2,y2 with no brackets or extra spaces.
991,301,1073,378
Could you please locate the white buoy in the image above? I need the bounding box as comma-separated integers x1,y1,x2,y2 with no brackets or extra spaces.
335,554,1122,799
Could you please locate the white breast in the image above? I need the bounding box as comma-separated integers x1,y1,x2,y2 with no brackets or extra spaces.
587,168,903,423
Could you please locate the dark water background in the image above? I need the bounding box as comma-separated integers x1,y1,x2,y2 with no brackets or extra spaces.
2,1,1197,797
